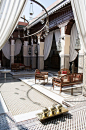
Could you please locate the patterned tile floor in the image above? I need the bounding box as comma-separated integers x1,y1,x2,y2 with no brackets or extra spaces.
20,74,83,105
0,80,58,116
0,71,86,129
0,102,86,130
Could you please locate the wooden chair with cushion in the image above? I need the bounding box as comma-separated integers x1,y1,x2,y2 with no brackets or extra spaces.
35,69,48,84
58,68,70,75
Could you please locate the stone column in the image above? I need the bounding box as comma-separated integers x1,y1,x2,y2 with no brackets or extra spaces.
32,44,36,69
37,34,44,70
31,38,34,69
23,41,28,66
59,26,70,69
64,35,70,69
83,53,86,95
78,43,84,73
78,53,84,73
28,45,31,66
10,39,15,66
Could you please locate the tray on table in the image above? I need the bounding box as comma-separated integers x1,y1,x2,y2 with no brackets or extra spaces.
36,107,68,121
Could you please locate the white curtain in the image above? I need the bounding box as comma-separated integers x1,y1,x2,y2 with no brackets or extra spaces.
69,23,78,62
71,0,86,52
44,31,53,60
14,39,22,56
2,40,10,60
0,0,27,50
55,29,61,48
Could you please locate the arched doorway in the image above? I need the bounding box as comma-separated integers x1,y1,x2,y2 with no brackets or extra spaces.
44,33,60,71
14,44,23,63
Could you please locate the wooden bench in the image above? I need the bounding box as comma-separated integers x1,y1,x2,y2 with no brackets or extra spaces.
11,63,25,71
52,73,83,95
58,68,70,75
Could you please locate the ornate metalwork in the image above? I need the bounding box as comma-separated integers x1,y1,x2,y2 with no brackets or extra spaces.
21,0,49,38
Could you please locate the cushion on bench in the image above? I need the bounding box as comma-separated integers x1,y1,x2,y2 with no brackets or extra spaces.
62,71,67,74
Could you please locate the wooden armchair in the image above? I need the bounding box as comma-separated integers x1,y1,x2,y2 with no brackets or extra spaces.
35,69,48,84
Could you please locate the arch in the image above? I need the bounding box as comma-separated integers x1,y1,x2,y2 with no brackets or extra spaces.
65,19,75,35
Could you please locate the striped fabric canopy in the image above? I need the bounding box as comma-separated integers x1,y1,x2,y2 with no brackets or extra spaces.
0,0,27,50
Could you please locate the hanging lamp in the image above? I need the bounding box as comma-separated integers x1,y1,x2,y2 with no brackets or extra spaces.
29,2,34,15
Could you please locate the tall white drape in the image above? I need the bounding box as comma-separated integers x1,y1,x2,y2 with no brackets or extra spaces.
55,29,61,49
69,23,78,62
2,40,10,60
44,31,53,60
0,0,27,50
14,39,22,56
71,0,86,52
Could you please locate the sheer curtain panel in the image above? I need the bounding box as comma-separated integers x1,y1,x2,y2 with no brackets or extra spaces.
0,0,27,50
71,0,86,52
69,23,78,62
55,29,61,49
14,39,22,56
2,40,10,60
44,31,53,60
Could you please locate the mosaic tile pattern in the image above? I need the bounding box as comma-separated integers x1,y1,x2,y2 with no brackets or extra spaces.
65,95,86,106
0,71,86,129
0,81,57,116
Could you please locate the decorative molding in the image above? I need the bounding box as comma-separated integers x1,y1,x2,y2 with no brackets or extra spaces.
79,54,84,56
23,55,30,57
31,55,36,58
58,20,69,28
29,0,71,27
10,55,14,57
65,34,70,37
64,54,70,56
38,55,44,57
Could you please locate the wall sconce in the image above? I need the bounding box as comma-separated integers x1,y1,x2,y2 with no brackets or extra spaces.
11,34,13,38
45,24,49,33
34,45,38,55
61,37,65,40
57,38,62,53
18,35,20,38
40,19,44,24
34,45,38,68
28,47,31,55
41,36,43,39
23,34,25,37
75,33,81,52
27,29,30,35
18,29,20,38
24,28,26,31
43,34,46,38
45,31,48,36
34,35,37,42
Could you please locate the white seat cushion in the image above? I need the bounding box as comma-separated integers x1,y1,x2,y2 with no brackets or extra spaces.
44,75,48,79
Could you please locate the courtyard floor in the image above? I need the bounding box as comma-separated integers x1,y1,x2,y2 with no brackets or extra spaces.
0,70,86,130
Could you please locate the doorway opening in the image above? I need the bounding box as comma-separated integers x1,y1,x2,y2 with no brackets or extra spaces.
44,33,60,71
